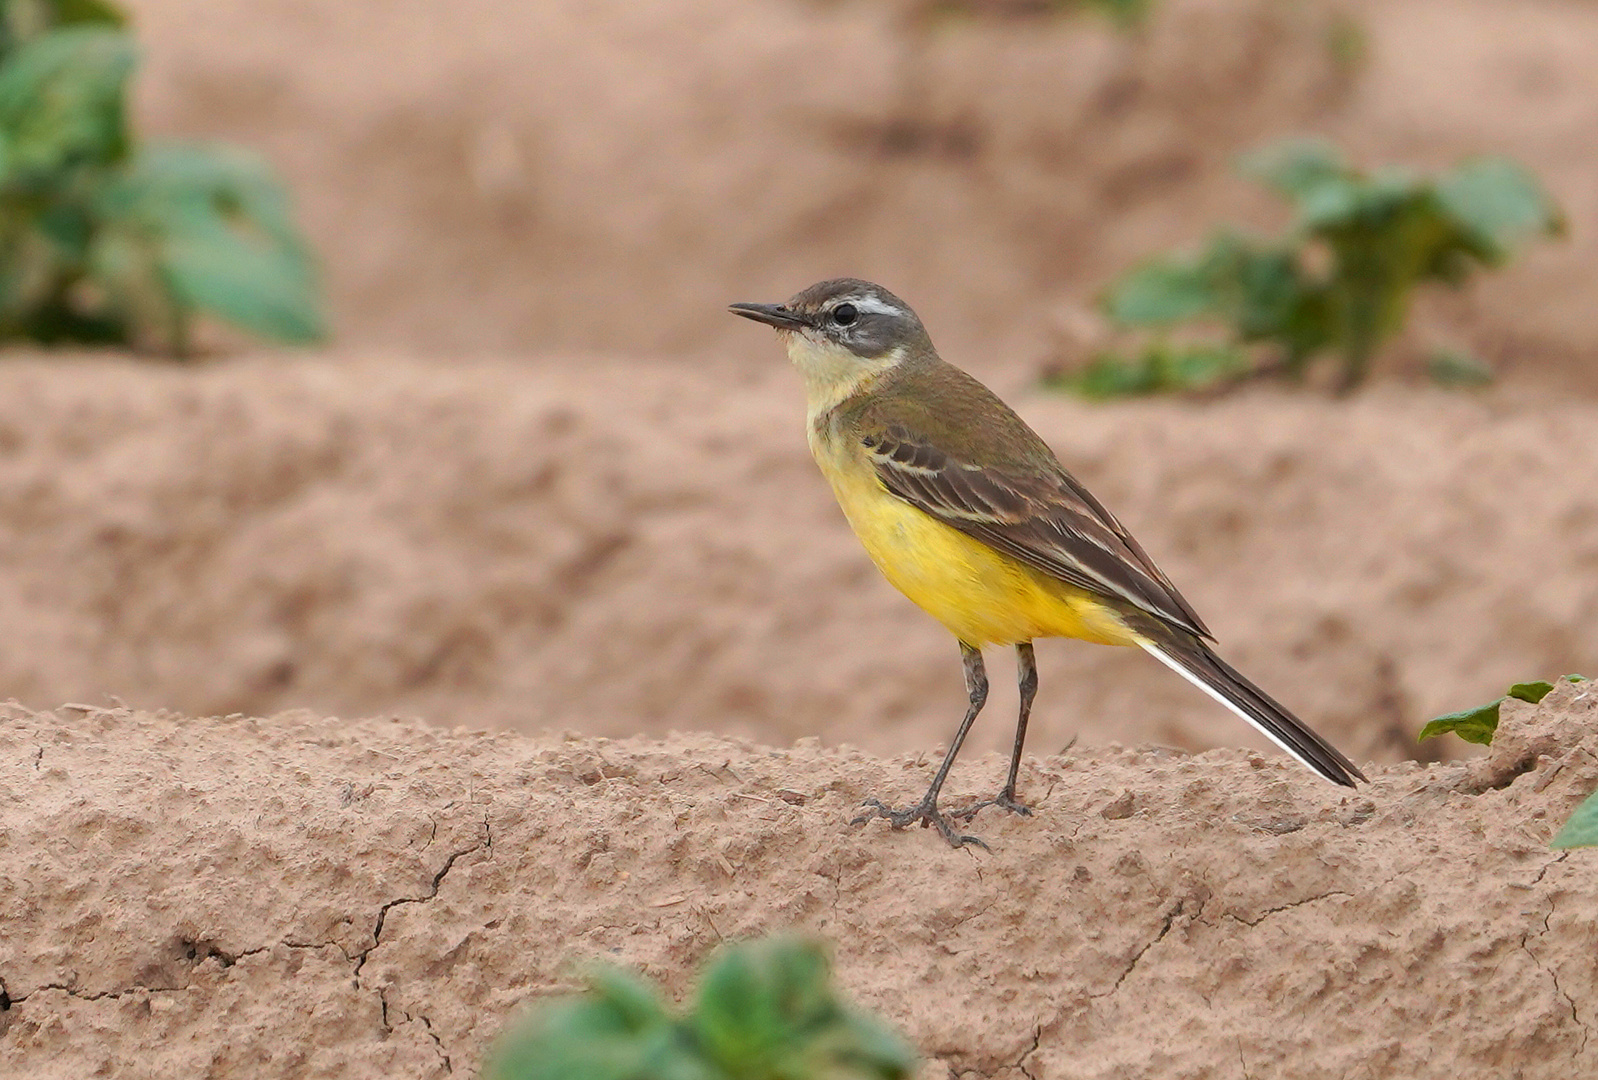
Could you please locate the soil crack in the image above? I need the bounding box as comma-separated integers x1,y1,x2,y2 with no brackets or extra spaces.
4,941,346,1008
354,812,492,976
949,1021,1042,1080
353,811,490,1075
1528,852,1569,888
1222,891,1351,929
948,897,998,934
379,988,455,1074
7,980,190,1004
418,1012,454,1073
1521,894,1590,1055
1093,899,1185,998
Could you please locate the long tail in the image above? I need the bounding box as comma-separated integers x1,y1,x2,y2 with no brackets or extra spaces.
1138,636,1366,787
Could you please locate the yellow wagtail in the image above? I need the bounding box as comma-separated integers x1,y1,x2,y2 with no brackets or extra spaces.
731,278,1365,847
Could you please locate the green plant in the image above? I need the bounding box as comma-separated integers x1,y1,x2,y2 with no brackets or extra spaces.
1551,792,1598,850
1047,340,1250,399
1322,11,1368,76
1424,347,1495,388
486,936,915,1080
1080,0,1152,25
0,0,323,353
1079,138,1562,395
1417,677,1581,746
919,0,1154,29
1420,675,1597,850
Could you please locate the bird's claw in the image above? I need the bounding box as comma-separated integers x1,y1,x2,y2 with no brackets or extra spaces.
851,796,991,851
948,791,1033,823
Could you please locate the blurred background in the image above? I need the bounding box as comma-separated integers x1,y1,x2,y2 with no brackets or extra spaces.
2,0,1596,769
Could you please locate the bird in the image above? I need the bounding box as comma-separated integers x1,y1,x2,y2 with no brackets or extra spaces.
730,278,1365,848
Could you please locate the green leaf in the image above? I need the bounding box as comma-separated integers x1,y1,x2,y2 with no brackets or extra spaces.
486,939,913,1080
0,26,133,180
585,967,674,1032
1083,0,1154,29
1052,353,1163,399
159,221,324,344
1551,789,1598,850
1292,174,1369,231
1238,137,1345,200
1102,258,1217,327
1224,243,1320,344
693,937,913,1080
1426,348,1494,387
1050,343,1251,400
92,143,325,346
1418,698,1502,745
1418,675,1587,745
1323,12,1367,74
693,937,835,1076
50,0,129,28
1436,157,1564,257
1507,681,1557,704
819,1011,920,1080
484,968,718,1080
1163,342,1251,387
3,0,127,36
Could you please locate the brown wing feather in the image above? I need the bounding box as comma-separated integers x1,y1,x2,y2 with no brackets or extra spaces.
864,426,1213,640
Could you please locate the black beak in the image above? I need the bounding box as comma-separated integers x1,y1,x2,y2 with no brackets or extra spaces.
728,302,810,331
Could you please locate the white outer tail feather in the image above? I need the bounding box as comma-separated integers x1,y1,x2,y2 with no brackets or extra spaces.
1137,638,1318,772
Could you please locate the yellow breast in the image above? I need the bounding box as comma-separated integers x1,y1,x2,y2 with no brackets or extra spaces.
807,424,1138,649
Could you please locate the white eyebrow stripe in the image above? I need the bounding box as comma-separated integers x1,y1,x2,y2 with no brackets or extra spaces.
842,295,906,317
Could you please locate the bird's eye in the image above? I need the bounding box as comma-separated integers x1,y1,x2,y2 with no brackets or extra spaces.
831,303,858,326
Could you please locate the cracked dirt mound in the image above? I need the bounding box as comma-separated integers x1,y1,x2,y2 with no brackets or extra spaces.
3,684,1595,1078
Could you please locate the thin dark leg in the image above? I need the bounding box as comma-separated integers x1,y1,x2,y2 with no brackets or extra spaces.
1004,641,1038,803
853,642,990,849
952,641,1037,822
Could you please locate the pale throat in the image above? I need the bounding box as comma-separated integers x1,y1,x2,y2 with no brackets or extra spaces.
784,335,904,424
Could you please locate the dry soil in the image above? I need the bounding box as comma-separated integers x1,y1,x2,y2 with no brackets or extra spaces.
3,684,1596,1078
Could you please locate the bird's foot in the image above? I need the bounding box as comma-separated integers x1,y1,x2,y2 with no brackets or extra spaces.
851,796,990,850
948,790,1033,823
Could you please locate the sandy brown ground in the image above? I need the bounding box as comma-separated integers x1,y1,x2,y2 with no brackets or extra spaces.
3,684,1596,1079
0,354,1593,769
5,0,1598,1076
119,0,1598,393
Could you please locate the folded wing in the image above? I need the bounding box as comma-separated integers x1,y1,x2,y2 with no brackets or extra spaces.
864,425,1213,640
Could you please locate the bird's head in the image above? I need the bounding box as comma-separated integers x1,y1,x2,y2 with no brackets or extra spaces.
730,278,930,410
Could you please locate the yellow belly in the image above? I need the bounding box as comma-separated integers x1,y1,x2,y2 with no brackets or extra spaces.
812,439,1139,649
